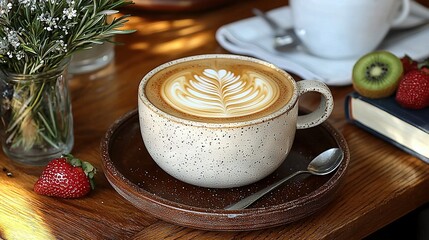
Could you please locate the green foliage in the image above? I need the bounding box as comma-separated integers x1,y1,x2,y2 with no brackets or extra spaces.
0,0,134,153
0,0,134,74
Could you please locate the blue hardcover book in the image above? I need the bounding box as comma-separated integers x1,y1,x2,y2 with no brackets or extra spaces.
345,92,429,163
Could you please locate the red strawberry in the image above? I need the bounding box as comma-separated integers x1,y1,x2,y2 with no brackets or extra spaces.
395,68,429,109
400,55,418,73
34,154,96,198
419,64,429,75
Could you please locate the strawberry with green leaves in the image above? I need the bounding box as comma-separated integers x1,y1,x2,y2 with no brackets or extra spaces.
34,154,96,198
395,61,429,110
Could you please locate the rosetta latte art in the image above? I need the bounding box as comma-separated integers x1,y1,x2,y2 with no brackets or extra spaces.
161,69,280,118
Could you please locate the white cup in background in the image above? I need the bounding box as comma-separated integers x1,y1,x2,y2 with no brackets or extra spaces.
290,0,410,59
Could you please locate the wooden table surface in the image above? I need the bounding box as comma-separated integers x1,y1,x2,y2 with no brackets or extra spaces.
1,0,429,239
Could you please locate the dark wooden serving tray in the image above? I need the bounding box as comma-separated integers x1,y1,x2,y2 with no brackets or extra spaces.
101,109,350,231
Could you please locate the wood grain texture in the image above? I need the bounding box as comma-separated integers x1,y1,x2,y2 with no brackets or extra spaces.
1,0,428,239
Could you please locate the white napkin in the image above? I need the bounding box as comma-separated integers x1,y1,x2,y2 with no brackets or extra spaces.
216,2,429,86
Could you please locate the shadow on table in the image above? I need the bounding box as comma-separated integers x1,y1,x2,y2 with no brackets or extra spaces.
365,202,429,240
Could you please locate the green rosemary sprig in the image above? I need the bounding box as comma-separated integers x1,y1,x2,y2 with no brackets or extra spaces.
0,0,134,152
0,0,134,74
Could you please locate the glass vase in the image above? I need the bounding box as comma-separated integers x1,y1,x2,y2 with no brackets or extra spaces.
0,62,74,165
68,42,115,74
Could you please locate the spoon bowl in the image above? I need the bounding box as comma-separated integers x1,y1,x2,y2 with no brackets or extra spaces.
225,148,344,210
307,148,344,175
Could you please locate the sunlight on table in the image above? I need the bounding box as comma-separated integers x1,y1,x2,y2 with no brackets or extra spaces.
125,16,210,53
0,182,55,239
151,32,210,54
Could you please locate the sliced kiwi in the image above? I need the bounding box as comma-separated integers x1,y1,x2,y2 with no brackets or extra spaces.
352,51,403,98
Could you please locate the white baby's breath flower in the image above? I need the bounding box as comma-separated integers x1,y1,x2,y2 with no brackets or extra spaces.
19,0,31,6
66,0,75,4
0,0,134,74
15,50,24,60
54,40,67,53
7,29,20,49
0,0,134,152
63,7,77,19
0,1,12,16
38,12,61,31
19,0,38,11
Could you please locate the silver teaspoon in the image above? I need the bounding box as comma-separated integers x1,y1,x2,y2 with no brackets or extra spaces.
225,148,344,210
252,8,300,51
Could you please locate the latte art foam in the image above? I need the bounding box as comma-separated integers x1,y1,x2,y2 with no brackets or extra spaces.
161,69,280,118
144,57,294,123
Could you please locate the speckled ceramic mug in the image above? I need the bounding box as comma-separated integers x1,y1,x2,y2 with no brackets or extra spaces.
138,54,333,188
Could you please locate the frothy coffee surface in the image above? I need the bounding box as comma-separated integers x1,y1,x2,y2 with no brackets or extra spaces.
145,58,294,123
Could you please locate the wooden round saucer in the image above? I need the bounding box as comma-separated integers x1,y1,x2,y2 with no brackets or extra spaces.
100,109,350,231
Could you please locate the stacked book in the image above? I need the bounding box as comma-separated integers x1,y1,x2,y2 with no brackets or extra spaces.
345,92,429,163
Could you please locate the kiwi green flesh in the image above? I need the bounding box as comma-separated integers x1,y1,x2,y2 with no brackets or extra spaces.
352,51,403,98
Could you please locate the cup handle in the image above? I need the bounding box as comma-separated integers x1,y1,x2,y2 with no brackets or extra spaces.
391,0,410,26
296,80,334,130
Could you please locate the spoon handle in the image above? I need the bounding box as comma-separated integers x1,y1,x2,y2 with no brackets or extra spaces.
225,170,308,210
252,8,281,31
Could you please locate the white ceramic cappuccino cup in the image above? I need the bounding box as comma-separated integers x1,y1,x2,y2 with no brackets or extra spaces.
290,0,410,59
138,54,334,188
